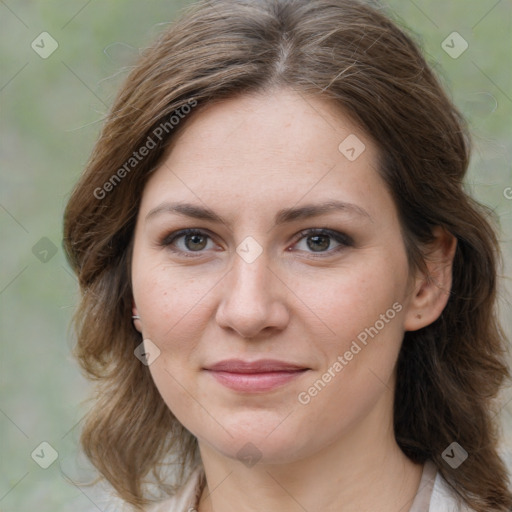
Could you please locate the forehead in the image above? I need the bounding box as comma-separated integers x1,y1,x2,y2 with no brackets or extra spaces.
165,89,370,168
139,89,391,221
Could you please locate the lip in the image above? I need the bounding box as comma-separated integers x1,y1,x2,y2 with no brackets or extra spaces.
204,359,310,393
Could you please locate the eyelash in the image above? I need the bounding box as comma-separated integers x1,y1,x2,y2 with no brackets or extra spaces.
159,228,353,259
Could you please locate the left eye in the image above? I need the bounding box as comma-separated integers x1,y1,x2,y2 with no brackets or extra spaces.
292,229,352,255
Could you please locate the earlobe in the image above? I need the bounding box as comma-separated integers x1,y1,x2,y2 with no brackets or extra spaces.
403,227,457,332
132,301,143,333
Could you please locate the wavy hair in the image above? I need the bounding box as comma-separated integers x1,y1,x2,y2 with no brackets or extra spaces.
63,0,511,509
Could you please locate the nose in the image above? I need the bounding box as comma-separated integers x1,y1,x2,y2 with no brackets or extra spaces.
215,251,290,339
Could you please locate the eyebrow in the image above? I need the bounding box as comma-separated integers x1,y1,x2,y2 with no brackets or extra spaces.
145,200,373,226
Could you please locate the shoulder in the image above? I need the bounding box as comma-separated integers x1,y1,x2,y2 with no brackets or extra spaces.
430,448,512,512
145,465,204,512
430,471,475,512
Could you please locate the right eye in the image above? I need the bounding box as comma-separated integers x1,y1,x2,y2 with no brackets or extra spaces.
160,228,218,258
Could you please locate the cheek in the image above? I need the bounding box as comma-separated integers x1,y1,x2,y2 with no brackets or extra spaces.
145,358,209,443
297,259,406,344
293,273,405,439
133,261,216,345
293,255,408,408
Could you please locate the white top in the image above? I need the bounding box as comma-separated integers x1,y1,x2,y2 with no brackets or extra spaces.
145,460,476,512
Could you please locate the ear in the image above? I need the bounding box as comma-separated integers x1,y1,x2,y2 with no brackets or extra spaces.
132,300,143,334
403,227,457,331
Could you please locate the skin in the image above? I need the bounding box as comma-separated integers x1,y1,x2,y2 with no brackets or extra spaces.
131,88,456,512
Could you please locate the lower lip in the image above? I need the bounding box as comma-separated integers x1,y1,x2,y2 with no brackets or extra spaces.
206,370,308,392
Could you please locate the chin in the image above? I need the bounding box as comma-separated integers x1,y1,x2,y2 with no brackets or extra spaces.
196,414,314,465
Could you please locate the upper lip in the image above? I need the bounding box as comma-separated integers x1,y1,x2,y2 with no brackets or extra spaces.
204,359,309,373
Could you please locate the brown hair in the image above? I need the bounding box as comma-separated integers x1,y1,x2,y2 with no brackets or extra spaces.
63,0,512,509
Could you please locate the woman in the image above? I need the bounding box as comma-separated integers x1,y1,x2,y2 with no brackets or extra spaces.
63,0,512,510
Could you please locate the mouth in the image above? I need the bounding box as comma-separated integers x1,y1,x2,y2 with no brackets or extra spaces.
203,359,310,393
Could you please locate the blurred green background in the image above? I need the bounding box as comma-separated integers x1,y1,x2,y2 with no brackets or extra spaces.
1,1,511,510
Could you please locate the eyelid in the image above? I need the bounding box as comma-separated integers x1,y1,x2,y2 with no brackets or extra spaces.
287,228,353,259
291,228,353,249
160,228,215,247
159,228,219,258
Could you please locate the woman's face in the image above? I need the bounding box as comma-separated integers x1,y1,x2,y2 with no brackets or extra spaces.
131,88,420,464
